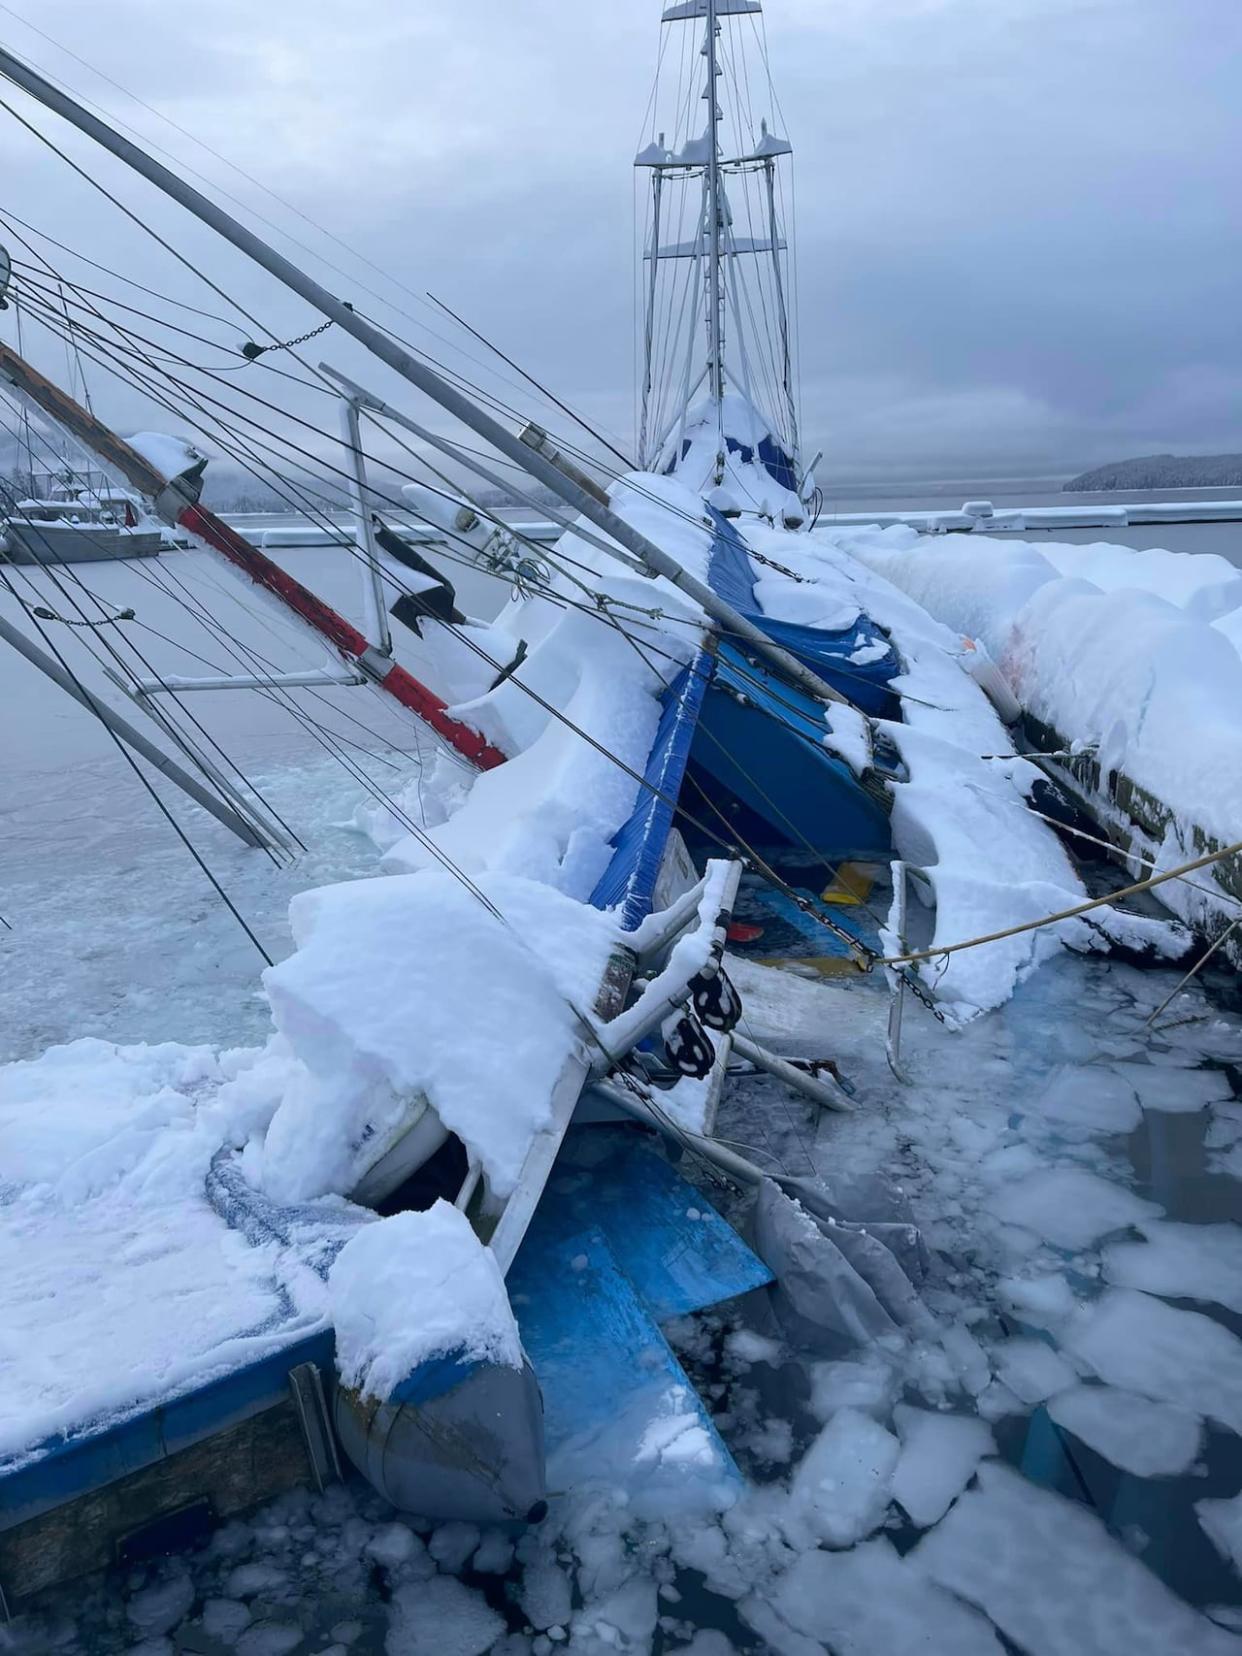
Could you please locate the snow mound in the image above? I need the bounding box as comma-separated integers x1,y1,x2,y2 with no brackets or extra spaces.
255,871,619,1203
330,1202,521,1399
846,526,1242,941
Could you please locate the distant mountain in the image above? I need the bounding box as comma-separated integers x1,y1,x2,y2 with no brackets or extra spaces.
1065,453,1242,492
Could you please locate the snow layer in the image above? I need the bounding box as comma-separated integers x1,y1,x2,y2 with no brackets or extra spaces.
845,525,1242,927
744,520,1183,1023
1047,1385,1203,1477
912,1461,1240,1655
0,1040,331,1469
329,1202,521,1399
255,871,619,1202
380,473,709,898
662,393,804,525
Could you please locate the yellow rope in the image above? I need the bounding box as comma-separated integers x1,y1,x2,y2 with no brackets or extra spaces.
879,836,1242,969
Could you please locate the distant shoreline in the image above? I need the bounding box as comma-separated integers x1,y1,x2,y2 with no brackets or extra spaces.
1064,454,1242,492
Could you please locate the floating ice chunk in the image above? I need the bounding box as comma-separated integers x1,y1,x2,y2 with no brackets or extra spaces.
1065,1289,1242,1435
225,1562,286,1598
938,1321,994,1396
202,1600,252,1645
891,1405,996,1527
236,1626,302,1656
367,1521,429,1571
724,1328,783,1368
999,1272,1080,1329
991,1167,1162,1251
127,1575,194,1637
572,1577,658,1653
386,1576,506,1656
1197,1491,1242,1577
743,1536,1005,1656
1110,1063,1233,1114
808,1353,897,1421
675,1634,738,1656
330,1202,521,1400
1103,1220,1242,1314
1047,1385,1203,1477
471,1531,515,1573
1027,1066,1142,1134
783,1406,900,1548
911,1460,1240,1655
521,1560,574,1631
992,1337,1077,1404
428,1522,481,1574
636,1402,718,1471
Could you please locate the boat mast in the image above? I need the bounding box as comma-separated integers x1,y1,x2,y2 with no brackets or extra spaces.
635,2,799,480
703,0,726,481
0,41,846,706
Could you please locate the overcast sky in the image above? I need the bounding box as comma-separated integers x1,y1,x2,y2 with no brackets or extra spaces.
1,0,1239,484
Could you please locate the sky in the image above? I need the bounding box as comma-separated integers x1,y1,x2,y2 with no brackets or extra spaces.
0,0,1239,486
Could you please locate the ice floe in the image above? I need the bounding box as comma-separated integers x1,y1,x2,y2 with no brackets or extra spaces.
890,1404,995,1526
1047,1384,1204,1477
1102,1219,1242,1314
1065,1288,1242,1435
1197,1491,1242,1579
990,1165,1162,1250
912,1461,1241,1655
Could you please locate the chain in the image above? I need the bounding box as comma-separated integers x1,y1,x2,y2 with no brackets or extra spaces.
895,963,951,1025
23,599,135,628
240,312,341,361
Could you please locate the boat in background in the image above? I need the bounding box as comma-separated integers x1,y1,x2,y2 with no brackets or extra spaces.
3,465,163,564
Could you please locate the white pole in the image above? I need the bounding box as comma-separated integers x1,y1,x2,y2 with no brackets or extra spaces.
637,168,664,469
764,158,799,463
339,395,393,656
704,0,726,478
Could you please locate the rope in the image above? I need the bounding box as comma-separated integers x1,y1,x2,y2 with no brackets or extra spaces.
878,837,1242,969
1146,918,1242,1030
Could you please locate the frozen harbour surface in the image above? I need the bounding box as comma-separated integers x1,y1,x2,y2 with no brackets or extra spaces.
3,546,1242,1652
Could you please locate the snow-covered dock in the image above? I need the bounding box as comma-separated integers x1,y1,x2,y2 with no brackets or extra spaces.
843,524,1242,956
818,496,1242,535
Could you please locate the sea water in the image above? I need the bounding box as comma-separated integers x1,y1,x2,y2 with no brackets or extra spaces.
2,532,1240,1652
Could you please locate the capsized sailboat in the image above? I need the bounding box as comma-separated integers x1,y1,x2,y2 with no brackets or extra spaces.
0,1,1187,1616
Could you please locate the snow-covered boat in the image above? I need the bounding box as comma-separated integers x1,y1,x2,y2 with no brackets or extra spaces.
0,0,1198,1618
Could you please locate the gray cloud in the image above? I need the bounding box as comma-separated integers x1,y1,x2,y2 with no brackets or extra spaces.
1,0,1238,485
